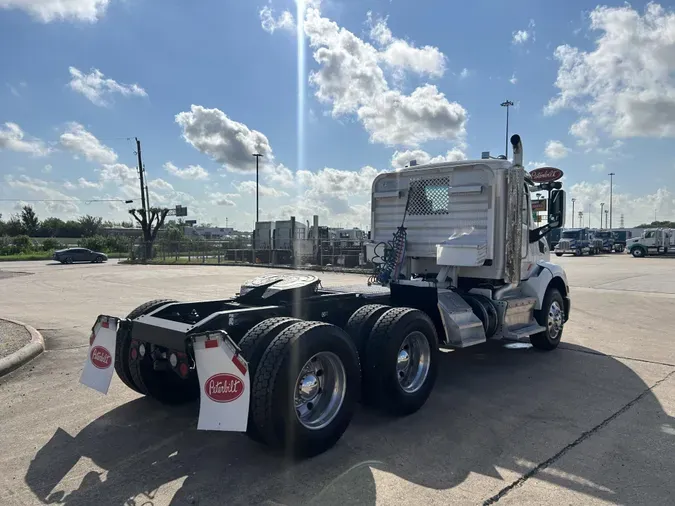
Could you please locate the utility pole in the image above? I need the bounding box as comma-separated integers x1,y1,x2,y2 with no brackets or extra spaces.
135,138,147,215
605,210,609,229
253,153,263,225
588,203,591,228
130,137,173,261
608,172,615,229
578,211,583,228
571,198,576,228
600,203,604,229
501,100,514,159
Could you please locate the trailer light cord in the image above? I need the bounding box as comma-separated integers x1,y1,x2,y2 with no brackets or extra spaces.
369,189,411,285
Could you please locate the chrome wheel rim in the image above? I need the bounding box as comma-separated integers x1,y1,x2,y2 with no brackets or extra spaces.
396,331,431,393
548,301,563,340
294,352,346,430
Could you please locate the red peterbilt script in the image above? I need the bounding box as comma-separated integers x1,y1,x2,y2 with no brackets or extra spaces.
529,167,563,183
205,373,245,403
90,346,112,369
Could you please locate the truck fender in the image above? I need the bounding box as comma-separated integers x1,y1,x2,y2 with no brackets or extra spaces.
521,262,569,310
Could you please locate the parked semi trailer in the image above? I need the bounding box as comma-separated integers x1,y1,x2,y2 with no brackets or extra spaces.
80,135,571,458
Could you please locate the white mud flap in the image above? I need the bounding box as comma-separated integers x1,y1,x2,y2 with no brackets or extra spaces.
80,316,118,395
192,332,250,432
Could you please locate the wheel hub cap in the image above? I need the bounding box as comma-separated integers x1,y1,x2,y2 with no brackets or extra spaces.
298,374,319,401
294,352,346,430
396,331,431,394
397,349,410,373
548,301,563,339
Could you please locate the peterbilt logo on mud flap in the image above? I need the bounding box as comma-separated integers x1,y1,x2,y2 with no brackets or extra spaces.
90,346,112,369
205,373,245,403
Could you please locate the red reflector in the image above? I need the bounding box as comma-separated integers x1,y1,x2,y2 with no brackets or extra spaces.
101,320,109,329
232,354,247,375
130,348,138,360
205,339,218,349
179,363,189,377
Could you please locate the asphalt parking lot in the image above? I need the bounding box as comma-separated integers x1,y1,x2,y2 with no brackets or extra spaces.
1,255,674,505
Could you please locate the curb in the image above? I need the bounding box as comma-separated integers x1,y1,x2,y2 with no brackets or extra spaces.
0,318,45,378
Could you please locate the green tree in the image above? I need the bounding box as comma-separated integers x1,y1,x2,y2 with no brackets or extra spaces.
12,235,33,253
6,215,24,236
78,215,103,237
41,238,62,252
38,217,66,237
81,235,106,251
20,206,39,236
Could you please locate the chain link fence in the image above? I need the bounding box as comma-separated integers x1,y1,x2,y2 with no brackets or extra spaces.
125,238,370,272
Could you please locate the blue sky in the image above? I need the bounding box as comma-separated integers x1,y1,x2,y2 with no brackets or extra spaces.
1,0,675,229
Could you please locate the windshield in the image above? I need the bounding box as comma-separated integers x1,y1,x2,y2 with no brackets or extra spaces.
562,231,580,238
595,232,611,238
645,231,655,238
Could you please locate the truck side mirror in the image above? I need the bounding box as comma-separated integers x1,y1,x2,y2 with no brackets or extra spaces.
549,189,565,228
529,189,566,243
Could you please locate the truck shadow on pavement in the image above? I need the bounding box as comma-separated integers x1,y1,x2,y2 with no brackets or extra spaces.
25,342,675,506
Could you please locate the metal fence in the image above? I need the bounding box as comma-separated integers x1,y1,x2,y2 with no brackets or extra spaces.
126,239,369,271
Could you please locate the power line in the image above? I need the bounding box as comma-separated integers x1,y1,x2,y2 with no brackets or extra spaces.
0,198,134,204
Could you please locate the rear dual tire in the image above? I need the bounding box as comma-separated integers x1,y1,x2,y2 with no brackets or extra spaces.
115,299,199,404
248,321,360,458
361,308,440,415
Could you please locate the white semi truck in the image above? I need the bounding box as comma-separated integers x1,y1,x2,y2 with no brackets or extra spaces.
626,228,673,257
80,135,570,458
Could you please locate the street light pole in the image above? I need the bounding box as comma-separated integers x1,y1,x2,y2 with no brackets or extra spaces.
600,203,604,229
501,100,514,159
605,209,608,229
253,153,263,224
608,172,615,229
571,198,576,228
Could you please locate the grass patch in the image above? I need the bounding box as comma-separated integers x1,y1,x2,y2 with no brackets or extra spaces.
0,252,53,261
0,251,127,262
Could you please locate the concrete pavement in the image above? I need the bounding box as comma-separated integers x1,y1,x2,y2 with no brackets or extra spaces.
0,256,674,505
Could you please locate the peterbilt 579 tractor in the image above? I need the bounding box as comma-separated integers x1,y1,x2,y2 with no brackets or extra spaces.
555,228,593,256
81,135,571,458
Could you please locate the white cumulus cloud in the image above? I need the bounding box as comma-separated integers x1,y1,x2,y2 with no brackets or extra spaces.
163,161,209,180
391,147,466,169
260,5,295,34
0,0,111,22
234,180,288,197
60,122,117,164
0,122,50,156
68,67,147,107
546,3,675,140
544,140,569,160
77,177,102,189
367,13,446,77
296,6,466,147
175,105,273,172
209,192,239,207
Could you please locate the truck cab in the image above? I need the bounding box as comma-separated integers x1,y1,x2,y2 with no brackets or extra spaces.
555,228,591,256
627,228,671,257
366,134,570,349
591,230,615,253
